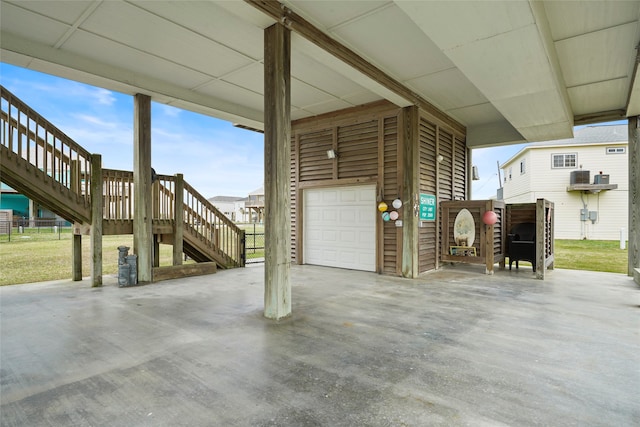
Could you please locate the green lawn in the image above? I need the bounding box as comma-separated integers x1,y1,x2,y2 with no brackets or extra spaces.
0,234,185,286
553,239,628,274
0,237,629,285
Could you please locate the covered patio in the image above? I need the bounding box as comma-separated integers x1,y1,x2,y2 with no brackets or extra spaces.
1,265,638,426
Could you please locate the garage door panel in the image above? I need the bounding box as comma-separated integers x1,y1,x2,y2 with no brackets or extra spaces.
303,185,376,272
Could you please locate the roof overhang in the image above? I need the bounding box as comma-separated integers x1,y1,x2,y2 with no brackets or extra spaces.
1,0,638,148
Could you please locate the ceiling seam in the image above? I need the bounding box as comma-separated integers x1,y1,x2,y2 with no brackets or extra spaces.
191,61,265,91
124,0,262,63
324,2,395,33
53,1,103,49
63,27,234,83
567,75,630,90
553,20,640,43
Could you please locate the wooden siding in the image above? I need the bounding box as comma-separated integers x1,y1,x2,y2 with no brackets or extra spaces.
454,135,467,198
419,114,468,273
291,101,466,276
299,129,333,182
382,115,400,275
418,118,437,273
337,120,379,179
290,134,298,263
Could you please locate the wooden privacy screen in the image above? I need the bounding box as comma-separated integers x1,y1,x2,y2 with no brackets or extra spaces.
505,199,555,280
440,200,506,274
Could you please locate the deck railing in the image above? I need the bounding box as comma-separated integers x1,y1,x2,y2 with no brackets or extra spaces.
0,85,92,207
101,169,244,267
182,180,244,266
103,169,134,220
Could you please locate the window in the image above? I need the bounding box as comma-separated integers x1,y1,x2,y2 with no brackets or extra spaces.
552,153,577,168
520,159,526,174
606,147,625,154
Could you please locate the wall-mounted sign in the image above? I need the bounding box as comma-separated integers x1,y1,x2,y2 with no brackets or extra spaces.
419,193,436,221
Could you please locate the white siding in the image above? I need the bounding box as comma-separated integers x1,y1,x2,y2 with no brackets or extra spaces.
503,150,534,202
502,142,628,240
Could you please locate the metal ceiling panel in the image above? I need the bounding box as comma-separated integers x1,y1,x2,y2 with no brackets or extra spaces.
544,0,640,41
0,1,72,45
291,50,370,99
447,103,504,127
340,91,384,107
301,98,353,115
395,0,534,52
80,1,252,78
285,0,390,30
197,79,264,112
3,0,94,24
330,4,454,81
568,78,630,116
445,25,556,100
222,63,264,96
131,0,265,61
555,22,638,87
406,67,487,111
63,30,214,90
291,78,336,109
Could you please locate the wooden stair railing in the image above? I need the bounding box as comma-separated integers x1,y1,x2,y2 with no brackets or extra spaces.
103,169,245,269
167,176,244,268
0,85,92,224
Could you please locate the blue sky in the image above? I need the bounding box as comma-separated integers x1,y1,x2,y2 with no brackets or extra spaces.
2,62,594,200
1,63,264,199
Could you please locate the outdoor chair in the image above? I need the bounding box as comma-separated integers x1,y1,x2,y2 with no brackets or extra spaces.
507,222,536,272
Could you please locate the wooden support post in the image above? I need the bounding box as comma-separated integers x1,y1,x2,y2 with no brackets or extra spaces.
173,173,184,266
629,116,639,277
485,200,495,275
71,159,82,281
153,236,160,268
263,23,291,320
134,93,153,283
90,154,102,287
536,198,546,280
401,106,419,278
72,234,82,281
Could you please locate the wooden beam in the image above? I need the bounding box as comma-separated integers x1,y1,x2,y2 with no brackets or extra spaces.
133,93,153,283
245,0,465,136
263,23,292,320
629,116,639,277
90,154,102,287
152,262,217,282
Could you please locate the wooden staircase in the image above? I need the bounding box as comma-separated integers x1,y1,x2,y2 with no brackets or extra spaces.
1,85,244,273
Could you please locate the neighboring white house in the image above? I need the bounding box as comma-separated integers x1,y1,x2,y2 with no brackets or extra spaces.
207,196,248,222
208,186,265,223
500,124,628,240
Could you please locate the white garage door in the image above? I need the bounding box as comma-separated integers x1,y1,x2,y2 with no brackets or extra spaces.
303,185,376,271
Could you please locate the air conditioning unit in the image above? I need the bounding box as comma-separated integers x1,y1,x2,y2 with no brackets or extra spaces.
570,170,590,185
594,174,609,184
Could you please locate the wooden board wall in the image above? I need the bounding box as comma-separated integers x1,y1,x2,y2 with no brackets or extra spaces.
290,101,467,276
419,114,468,273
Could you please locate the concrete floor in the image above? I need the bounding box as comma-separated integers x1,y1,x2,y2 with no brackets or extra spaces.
1,264,638,426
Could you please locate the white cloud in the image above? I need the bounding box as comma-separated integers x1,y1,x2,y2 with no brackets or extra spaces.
70,113,118,129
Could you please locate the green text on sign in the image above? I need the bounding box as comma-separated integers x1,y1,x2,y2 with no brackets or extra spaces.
419,193,436,221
